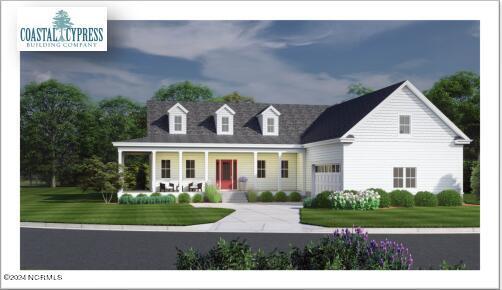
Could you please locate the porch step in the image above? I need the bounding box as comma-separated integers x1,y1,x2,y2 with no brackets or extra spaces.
221,191,248,203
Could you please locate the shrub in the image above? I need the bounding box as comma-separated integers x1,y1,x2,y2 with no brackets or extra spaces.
204,185,222,203
390,190,414,207
151,192,161,197
259,191,274,202
119,193,133,204
369,188,390,208
178,193,191,203
470,161,480,196
437,189,462,206
274,191,288,202
330,189,380,210
414,191,438,207
176,228,413,270
136,194,149,204
161,194,176,204
246,190,258,202
288,191,302,202
313,191,333,208
192,193,203,203
303,197,314,208
463,193,480,205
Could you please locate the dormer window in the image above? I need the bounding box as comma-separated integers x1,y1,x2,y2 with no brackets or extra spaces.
168,103,188,134
267,118,275,133
258,105,280,136
215,104,235,135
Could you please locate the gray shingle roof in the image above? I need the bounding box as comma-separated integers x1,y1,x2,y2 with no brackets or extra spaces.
118,81,405,145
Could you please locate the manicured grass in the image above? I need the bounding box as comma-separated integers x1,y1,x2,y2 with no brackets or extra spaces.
300,207,480,228
463,194,480,205
21,187,234,226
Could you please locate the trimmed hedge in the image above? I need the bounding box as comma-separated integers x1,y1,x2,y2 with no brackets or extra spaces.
259,191,274,202
274,191,288,202
437,190,462,206
192,193,203,203
246,190,258,202
178,193,191,203
414,191,438,207
369,188,390,208
151,192,161,197
119,193,176,204
313,191,333,208
289,191,302,202
390,190,414,207
303,197,314,208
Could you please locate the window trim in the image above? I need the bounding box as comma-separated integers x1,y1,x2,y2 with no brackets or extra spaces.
174,115,183,132
398,114,411,135
221,116,230,133
267,117,275,133
281,160,289,178
393,167,416,188
257,160,266,178
161,160,171,178
186,160,195,178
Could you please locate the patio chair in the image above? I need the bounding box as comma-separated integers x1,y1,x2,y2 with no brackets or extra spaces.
188,182,195,192
168,182,176,192
160,183,166,192
196,182,203,192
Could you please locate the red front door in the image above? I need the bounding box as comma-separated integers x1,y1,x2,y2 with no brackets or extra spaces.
216,160,237,190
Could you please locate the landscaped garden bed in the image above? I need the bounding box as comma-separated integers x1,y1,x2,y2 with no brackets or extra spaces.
246,191,302,202
300,188,480,227
21,187,234,226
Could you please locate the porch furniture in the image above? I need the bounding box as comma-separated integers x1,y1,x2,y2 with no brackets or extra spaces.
188,182,196,192
168,182,176,192
160,183,166,192
196,182,203,192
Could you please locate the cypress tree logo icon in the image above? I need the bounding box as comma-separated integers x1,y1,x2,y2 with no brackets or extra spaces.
52,10,74,41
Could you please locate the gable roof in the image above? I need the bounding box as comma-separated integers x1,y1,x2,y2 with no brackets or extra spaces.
215,104,236,115
116,80,471,146
140,101,328,144
300,81,406,143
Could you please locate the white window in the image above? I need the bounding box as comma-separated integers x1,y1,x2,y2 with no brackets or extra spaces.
186,160,195,178
161,160,171,178
257,160,266,178
221,116,229,133
281,160,288,178
399,115,411,134
174,115,183,132
267,118,275,133
393,167,416,188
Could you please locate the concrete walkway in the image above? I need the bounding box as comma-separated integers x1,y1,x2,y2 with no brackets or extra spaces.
20,202,480,234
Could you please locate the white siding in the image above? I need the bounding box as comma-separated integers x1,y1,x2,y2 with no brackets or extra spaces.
215,107,234,135
305,143,343,195
343,85,464,193
280,153,297,191
168,106,187,134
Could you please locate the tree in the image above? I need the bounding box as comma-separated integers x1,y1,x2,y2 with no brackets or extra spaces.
424,71,480,190
52,10,73,41
95,96,146,162
152,81,213,101
78,156,123,203
347,83,373,97
470,161,480,196
210,92,255,103
21,80,91,187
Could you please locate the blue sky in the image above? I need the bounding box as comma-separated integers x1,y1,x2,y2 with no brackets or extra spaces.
21,20,479,105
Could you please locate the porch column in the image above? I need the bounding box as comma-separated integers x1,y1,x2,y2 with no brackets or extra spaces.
151,151,156,193
178,151,183,193
253,151,258,189
277,152,282,191
117,149,124,193
204,151,209,184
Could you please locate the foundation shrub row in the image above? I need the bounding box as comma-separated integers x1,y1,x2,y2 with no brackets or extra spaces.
246,191,303,202
118,185,222,204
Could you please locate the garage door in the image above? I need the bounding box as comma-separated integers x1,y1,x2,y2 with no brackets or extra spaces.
312,164,342,195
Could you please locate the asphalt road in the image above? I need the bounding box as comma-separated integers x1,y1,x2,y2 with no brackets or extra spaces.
20,228,479,270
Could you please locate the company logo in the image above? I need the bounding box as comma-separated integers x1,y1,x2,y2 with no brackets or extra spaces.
17,7,107,51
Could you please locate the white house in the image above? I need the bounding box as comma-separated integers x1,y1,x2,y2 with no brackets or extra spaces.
113,80,471,197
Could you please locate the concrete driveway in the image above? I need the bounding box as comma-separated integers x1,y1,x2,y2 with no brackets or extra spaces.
190,202,323,233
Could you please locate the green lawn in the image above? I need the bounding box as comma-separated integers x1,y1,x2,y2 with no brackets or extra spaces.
21,187,234,226
463,194,480,205
300,207,480,228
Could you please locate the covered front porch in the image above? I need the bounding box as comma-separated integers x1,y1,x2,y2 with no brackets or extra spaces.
117,147,305,196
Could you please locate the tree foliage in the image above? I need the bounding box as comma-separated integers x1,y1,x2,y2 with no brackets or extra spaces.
78,156,123,203
210,92,255,103
470,161,480,196
152,81,213,101
347,83,373,97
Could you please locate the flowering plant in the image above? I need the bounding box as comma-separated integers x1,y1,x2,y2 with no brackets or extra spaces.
330,189,380,210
